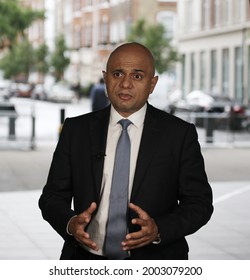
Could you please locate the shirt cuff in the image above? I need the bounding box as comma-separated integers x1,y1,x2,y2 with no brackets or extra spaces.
152,233,161,244
66,215,77,236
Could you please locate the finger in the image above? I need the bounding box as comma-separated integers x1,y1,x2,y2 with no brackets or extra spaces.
125,222,152,241
76,236,99,251
78,202,97,224
123,230,157,250
122,237,150,250
131,217,149,227
124,241,148,250
129,203,150,219
86,202,97,215
126,230,144,240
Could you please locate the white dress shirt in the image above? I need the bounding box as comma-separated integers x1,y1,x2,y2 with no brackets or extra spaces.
83,104,147,255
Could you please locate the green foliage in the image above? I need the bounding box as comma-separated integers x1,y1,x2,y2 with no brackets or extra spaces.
0,0,46,80
127,19,179,74
50,35,70,81
34,44,49,75
0,0,45,49
0,41,50,81
0,39,34,80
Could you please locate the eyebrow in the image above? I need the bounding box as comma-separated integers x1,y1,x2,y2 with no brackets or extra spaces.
134,69,145,73
111,68,145,73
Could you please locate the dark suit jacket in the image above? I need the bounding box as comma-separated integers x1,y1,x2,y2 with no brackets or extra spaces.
90,83,110,111
39,104,213,260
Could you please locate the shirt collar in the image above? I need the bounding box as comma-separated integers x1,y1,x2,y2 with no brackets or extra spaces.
110,104,147,128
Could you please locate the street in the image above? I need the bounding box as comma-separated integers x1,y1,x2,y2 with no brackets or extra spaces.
0,97,250,260
1,143,250,193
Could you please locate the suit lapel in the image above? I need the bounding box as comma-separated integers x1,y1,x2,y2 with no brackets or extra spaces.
88,105,163,202
131,105,162,200
89,107,110,198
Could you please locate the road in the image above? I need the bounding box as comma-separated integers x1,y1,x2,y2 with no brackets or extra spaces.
202,147,250,182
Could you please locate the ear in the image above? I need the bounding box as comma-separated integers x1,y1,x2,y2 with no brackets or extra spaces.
102,70,107,83
150,75,158,93
102,71,108,97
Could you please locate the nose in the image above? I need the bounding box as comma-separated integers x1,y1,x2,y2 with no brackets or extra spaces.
119,75,132,89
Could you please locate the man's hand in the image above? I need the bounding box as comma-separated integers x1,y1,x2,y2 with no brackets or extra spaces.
68,202,98,251
122,203,159,251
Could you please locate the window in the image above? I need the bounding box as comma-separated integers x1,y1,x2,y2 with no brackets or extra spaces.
181,54,186,96
248,0,250,20
234,0,245,23
74,0,82,11
84,24,92,47
158,0,176,2
211,50,217,93
74,26,81,49
85,0,93,7
156,11,176,39
221,0,230,25
235,47,243,102
202,0,210,29
222,48,229,96
200,51,206,91
248,46,250,101
191,53,195,91
213,0,221,27
99,17,109,44
185,0,194,32
110,20,126,44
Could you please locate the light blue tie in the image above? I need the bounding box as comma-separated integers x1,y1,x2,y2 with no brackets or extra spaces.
104,119,132,259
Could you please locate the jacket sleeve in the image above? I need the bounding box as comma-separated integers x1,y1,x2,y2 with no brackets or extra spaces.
155,124,213,244
38,118,76,241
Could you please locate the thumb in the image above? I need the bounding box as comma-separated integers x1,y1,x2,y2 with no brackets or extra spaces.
129,203,149,220
78,202,97,224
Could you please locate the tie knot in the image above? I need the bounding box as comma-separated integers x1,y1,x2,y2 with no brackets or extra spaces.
119,119,132,130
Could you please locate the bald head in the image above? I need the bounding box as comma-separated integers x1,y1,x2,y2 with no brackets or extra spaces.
103,42,158,117
106,42,156,77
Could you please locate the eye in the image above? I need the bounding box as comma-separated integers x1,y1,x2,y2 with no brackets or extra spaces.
133,73,143,80
113,72,123,78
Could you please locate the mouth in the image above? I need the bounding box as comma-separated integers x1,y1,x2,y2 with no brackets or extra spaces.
118,93,132,101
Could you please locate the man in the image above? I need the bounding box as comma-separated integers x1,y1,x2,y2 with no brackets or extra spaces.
39,42,213,260
90,78,110,111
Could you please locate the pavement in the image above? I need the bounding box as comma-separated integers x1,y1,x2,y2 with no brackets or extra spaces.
0,145,250,260
0,98,250,260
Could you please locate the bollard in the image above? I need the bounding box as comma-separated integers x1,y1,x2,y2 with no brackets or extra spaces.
30,113,36,150
8,116,16,140
205,115,214,143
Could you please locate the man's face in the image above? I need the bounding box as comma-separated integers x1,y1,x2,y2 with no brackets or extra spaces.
103,45,158,117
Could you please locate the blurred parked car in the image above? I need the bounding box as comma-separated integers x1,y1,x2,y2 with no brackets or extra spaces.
242,117,250,133
173,90,230,113
8,82,33,98
0,80,11,100
238,106,250,132
31,84,48,100
8,82,18,97
165,89,183,114
172,90,245,130
16,83,33,98
47,82,76,103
